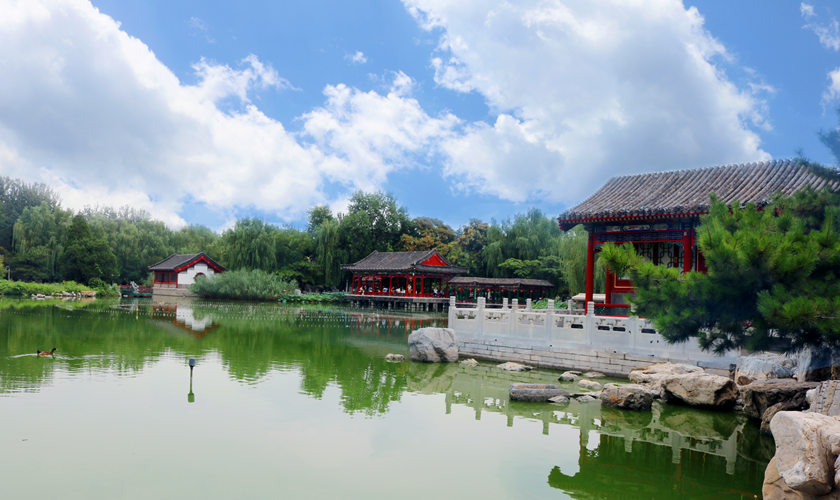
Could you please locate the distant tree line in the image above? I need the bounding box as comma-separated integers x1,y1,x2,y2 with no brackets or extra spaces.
0,178,601,296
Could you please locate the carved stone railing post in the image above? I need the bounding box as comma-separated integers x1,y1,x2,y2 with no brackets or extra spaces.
477,296,486,339
510,299,519,336
545,299,554,343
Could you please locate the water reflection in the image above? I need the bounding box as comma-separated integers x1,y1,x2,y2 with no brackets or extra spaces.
0,298,771,498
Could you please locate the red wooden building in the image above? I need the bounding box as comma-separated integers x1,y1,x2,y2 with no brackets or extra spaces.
342,250,467,302
558,160,838,315
148,253,225,296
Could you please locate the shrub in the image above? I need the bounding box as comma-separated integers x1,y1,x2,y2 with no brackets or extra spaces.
190,269,298,301
0,279,93,296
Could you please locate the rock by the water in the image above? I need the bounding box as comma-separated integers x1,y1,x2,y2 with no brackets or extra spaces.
741,380,819,420
661,372,737,408
629,362,703,394
408,328,458,363
548,395,570,404
578,379,603,391
761,456,836,500
576,395,597,403
460,358,479,367
558,371,579,382
736,351,797,386
600,383,655,411
509,384,571,402
769,411,840,496
761,401,805,434
582,371,606,378
385,353,405,362
497,362,531,372
807,380,840,417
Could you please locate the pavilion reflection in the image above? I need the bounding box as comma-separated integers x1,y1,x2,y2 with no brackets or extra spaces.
408,362,772,497
151,297,219,338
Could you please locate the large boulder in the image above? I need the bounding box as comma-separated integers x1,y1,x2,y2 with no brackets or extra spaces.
769,411,840,496
600,383,655,411
628,362,703,394
408,328,458,363
762,456,840,500
740,379,819,420
661,372,737,408
808,380,840,417
735,351,797,385
509,384,571,402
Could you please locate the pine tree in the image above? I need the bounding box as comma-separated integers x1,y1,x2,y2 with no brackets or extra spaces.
601,187,840,352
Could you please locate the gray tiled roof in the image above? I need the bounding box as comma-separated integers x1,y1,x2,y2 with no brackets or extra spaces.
341,250,467,274
148,253,225,272
449,277,554,288
558,160,838,227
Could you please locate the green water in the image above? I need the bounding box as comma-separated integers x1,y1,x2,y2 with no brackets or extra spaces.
0,298,771,499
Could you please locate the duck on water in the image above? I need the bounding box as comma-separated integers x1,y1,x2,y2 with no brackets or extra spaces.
37,348,56,357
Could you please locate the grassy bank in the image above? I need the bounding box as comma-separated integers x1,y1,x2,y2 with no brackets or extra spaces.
0,279,118,297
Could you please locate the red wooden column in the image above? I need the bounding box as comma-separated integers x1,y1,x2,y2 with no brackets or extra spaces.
585,230,595,313
682,229,693,273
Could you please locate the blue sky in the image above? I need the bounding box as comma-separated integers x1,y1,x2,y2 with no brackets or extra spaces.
1,1,839,231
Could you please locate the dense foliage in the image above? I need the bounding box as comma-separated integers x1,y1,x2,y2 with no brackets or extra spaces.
601,187,840,352
0,176,599,297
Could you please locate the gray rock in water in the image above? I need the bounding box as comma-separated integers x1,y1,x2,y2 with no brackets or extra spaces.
548,395,570,404
600,383,655,411
576,395,597,403
661,373,738,408
497,362,531,372
408,328,458,363
509,384,570,402
578,379,603,391
740,380,819,420
582,371,606,378
385,353,405,362
558,371,580,382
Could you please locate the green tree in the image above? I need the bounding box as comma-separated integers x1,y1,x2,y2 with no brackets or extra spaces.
218,218,278,271
601,188,840,352
0,177,59,251
338,191,413,263
10,202,72,281
60,215,118,284
400,217,456,251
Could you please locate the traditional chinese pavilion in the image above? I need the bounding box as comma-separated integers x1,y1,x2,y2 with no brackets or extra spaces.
449,276,554,304
342,250,467,309
148,253,225,296
558,160,838,315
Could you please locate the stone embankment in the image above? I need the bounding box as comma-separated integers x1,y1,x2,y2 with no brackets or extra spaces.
405,326,840,496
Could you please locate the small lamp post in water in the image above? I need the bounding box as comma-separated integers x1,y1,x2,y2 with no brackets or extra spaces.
188,358,196,403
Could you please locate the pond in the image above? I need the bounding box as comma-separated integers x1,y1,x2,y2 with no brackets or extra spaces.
0,298,772,499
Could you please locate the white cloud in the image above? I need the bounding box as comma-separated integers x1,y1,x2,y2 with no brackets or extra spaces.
0,0,452,228
188,16,214,43
346,50,367,64
404,0,769,203
826,68,840,102
301,72,459,191
802,4,840,51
